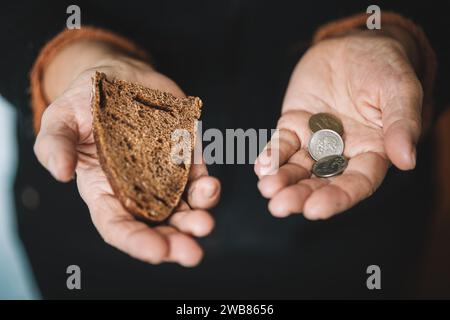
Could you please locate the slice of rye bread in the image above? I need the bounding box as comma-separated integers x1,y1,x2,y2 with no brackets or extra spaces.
91,72,202,221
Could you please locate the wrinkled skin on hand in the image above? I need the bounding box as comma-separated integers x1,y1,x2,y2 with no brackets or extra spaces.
34,60,221,266
255,34,423,220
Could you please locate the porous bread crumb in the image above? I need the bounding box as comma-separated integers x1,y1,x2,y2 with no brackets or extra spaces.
92,72,202,221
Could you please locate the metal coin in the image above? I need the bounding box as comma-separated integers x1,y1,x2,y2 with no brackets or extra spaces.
309,113,344,136
308,129,344,161
312,155,348,178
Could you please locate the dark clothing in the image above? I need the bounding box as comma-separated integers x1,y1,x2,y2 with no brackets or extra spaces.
1,0,449,298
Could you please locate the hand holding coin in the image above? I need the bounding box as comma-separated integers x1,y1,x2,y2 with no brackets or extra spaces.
255,31,422,220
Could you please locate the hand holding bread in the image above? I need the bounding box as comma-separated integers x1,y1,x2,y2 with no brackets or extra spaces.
255,28,423,220
34,42,220,266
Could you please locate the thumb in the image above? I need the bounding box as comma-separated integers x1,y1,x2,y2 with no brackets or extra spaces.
184,126,221,209
382,85,423,171
34,105,79,182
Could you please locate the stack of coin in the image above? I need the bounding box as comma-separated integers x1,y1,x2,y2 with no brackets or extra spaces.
308,113,348,178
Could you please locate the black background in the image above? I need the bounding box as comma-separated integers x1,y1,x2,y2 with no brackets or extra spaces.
0,0,449,299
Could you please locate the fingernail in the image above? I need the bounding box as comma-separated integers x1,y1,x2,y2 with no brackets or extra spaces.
202,184,216,198
258,150,271,165
259,166,272,176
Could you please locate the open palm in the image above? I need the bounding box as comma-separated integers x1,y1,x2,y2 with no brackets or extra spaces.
255,34,423,220
35,62,220,266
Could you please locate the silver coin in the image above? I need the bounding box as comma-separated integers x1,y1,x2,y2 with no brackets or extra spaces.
312,155,348,178
308,129,344,161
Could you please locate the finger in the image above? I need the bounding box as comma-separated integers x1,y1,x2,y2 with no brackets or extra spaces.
186,175,221,209
156,226,204,267
255,128,300,177
34,105,78,182
303,152,389,220
169,209,215,237
77,162,203,267
258,147,314,198
189,161,208,180
174,199,191,212
382,80,423,170
268,178,327,217
189,126,208,180
186,137,221,209
89,194,170,264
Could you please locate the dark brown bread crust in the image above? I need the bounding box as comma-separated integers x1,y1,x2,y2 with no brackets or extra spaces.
92,72,202,221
